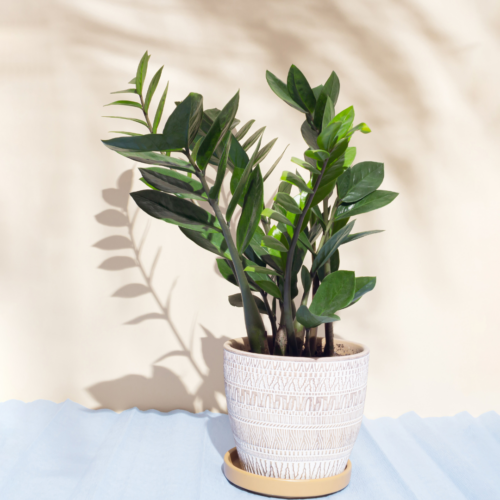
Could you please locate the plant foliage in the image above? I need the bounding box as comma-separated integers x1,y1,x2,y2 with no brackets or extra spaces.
102,52,398,357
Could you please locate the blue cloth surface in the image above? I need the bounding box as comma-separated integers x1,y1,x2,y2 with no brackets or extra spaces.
0,401,498,499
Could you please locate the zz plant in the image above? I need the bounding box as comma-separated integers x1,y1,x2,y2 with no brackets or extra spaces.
102,52,398,357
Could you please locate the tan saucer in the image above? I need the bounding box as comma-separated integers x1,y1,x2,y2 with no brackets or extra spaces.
223,448,351,498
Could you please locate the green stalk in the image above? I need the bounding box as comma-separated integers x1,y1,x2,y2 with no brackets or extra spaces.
282,161,327,356
188,153,269,354
322,197,334,356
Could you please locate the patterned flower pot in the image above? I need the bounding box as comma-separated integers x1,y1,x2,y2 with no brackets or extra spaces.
223,336,369,480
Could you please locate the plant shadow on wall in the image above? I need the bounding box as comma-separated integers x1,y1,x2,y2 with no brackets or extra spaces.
89,168,229,413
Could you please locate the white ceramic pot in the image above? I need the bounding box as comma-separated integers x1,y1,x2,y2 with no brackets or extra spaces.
223,337,369,480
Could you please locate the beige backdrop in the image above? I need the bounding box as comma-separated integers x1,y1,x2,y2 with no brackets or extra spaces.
1,0,499,418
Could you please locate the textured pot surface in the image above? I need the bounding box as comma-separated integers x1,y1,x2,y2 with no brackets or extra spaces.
223,337,369,480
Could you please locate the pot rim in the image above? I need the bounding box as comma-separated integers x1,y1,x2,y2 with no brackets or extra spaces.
224,336,369,362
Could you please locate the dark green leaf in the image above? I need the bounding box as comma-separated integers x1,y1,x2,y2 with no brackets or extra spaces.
130,190,221,232
153,82,169,134
235,120,255,141
337,161,384,203
261,235,288,252
111,89,137,94
110,131,141,136
263,145,289,181
162,92,203,149
335,190,398,220
180,227,230,258
291,156,320,174
311,220,355,275
208,133,231,200
255,138,277,164
104,100,142,109
226,137,262,222
228,293,268,315
331,106,355,139
298,231,315,254
253,280,282,299
103,134,181,153
139,168,206,200
197,91,239,170
104,116,148,127
305,149,329,162
301,120,319,149
118,151,195,173
242,126,265,151
311,270,355,316
135,51,149,95
313,71,340,129
274,192,302,214
281,171,313,193
266,70,305,112
244,264,282,276
216,258,238,286
312,85,324,100
296,305,340,328
261,208,293,227
237,166,264,253
317,121,342,152
301,265,312,296
287,65,316,114
341,230,384,245
345,277,376,307
144,66,163,113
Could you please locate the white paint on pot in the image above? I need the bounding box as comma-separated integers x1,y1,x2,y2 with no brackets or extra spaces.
223,337,370,480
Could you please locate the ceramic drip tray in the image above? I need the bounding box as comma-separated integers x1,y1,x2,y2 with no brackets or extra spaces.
223,448,351,498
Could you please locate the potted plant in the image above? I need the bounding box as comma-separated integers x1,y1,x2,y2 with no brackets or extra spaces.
102,52,398,494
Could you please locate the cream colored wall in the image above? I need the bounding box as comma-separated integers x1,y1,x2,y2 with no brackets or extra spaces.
1,0,499,418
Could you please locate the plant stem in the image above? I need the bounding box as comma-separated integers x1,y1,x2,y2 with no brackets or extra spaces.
260,291,278,341
282,161,327,356
186,151,269,354
139,94,154,132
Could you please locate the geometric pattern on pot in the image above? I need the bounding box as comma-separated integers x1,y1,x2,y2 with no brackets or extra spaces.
223,337,370,480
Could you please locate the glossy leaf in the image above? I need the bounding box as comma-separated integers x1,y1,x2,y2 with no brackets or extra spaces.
305,149,329,162
313,71,340,129
104,100,142,109
335,190,398,220
255,138,277,164
144,66,163,113
235,120,255,141
130,190,221,233
237,166,264,253
317,120,342,152
242,126,265,151
341,230,384,245
228,293,268,315
322,96,336,130
296,305,340,329
180,228,230,258
281,171,313,193
346,277,376,306
244,265,282,276
301,265,312,296
311,220,355,275
263,145,289,181
311,270,355,316
139,168,206,200
104,116,148,127
266,70,305,112
287,65,316,113
118,151,195,173
197,91,239,170
337,161,384,203
291,156,319,174
331,106,355,139
261,208,293,227
216,258,237,287
274,192,302,214
301,120,319,149
261,235,288,253
111,89,137,94
162,92,203,149
253,279,282,299
102,134,181,153
208,133,231,200
152,82,169,134
135,51,149,95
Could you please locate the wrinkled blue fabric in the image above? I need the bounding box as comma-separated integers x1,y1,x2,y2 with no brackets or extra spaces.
0,400,498,499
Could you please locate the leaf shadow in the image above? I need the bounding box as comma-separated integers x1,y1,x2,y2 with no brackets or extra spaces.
89,168,229,413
